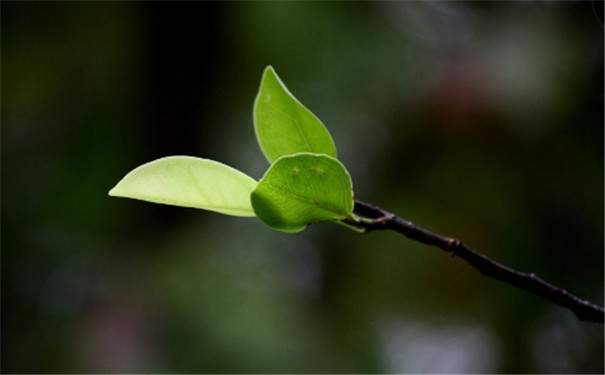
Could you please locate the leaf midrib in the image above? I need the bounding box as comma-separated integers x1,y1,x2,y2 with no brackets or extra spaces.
281,84,313,153
262,182,349,217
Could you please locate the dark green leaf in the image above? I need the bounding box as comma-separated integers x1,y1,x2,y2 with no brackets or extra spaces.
251,153,353,232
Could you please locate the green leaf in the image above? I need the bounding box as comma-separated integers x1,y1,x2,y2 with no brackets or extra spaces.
109,156,258,217
251,153,353,232
253,66,337,163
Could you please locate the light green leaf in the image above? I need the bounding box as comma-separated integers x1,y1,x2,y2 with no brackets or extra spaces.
253,66,337,163
251,153,353,232
109,156,257,217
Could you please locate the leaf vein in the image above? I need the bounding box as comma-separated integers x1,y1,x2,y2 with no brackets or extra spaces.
282,90,313,153
262,182,347,217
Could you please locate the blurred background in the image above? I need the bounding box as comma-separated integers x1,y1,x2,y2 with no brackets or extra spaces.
3,2,603,373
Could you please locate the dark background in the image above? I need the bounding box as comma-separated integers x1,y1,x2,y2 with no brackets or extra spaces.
3,2,603,373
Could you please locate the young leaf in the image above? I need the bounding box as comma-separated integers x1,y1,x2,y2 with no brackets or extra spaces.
253,66,337,163
251,153,353,232
109,156,257,217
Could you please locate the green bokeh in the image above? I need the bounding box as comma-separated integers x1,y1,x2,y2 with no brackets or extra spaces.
3,2,603,373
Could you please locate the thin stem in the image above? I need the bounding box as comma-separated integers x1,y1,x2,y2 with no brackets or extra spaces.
353,200,604,324
333,219,367,233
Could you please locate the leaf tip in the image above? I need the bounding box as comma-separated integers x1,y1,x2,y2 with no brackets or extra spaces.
108,184,122,197
263,65,280,82
108,175,132,198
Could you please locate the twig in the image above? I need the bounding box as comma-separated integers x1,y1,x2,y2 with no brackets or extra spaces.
349,200,604,324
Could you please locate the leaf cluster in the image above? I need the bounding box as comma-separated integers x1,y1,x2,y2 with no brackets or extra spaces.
110,67,356,232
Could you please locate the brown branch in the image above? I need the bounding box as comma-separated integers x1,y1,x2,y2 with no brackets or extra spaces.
351,200,604,324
